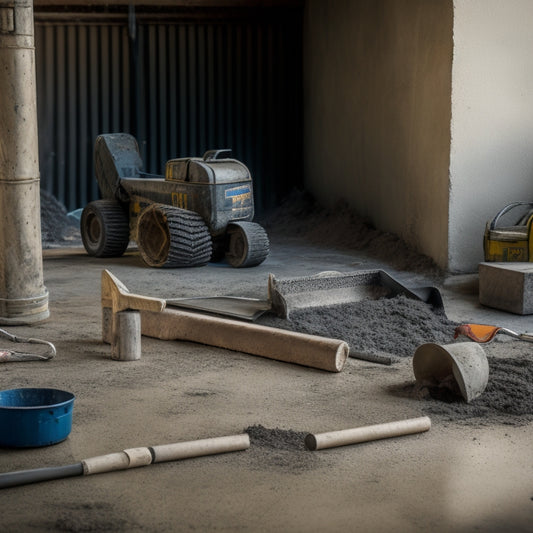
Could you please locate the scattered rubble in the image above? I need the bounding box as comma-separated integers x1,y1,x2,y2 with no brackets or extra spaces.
261,189,445,277
389,353,533,426
40,189,81,248
244,425,323,473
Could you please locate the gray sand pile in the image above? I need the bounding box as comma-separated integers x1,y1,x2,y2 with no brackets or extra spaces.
40,190,81,247
259,295,459,359
262,189,444,277
419,356,533,425
388,354,533,426
244,425,323,473
246,424,307,450
258,294,532,426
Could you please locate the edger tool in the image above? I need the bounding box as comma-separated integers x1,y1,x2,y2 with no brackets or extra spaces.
454,323,533,343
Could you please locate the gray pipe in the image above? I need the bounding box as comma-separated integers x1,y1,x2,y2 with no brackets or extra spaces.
0,0,49,324
0,463,83,489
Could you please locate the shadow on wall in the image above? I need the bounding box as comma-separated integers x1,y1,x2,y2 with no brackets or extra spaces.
41,185,444,280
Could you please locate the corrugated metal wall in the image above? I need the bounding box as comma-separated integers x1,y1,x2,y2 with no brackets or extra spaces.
34,8,303,213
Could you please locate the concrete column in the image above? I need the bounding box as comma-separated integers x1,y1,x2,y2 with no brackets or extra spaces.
0,0,48,324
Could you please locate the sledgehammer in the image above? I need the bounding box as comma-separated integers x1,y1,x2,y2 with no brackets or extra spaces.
0,433,250,489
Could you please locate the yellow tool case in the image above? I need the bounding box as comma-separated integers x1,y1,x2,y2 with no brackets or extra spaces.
484,202,533,262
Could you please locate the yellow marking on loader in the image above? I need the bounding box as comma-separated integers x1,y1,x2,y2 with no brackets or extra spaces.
172,192,188,210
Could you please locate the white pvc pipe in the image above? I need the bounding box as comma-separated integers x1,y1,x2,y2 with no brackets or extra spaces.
82,452,131,475
81,434,250,476
305,416,431,450
152,434,250,463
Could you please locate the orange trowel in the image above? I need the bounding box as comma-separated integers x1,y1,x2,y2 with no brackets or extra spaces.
454,323,533,343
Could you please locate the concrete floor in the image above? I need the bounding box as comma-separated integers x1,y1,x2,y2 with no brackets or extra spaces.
0,236,532,532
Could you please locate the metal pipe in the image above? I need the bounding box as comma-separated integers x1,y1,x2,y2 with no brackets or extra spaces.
0,0,48,324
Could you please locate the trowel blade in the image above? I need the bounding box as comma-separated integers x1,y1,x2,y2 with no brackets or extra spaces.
166,296,271,321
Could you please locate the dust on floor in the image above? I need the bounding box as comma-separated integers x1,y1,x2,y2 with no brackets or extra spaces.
259,295,533,428
39,190,533,429
261,189,445,277
242,349,533,465
244,425,326,473
412,354,533,426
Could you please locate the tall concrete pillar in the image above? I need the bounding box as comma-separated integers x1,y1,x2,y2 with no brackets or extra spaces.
0,0,49,324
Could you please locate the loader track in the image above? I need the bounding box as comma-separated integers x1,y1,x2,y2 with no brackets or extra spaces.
225,221,270,268
137,204,212,267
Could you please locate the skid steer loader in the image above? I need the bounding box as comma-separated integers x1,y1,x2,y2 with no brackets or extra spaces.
80,133,269,268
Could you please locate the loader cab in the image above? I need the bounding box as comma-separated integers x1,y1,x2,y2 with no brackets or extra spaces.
165,151,255,233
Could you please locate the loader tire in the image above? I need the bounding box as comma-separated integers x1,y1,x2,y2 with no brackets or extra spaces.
137,204,212,268
80,199,130,257
225,222,270,268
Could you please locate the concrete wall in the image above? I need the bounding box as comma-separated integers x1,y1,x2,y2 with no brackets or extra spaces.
303,0,453,269
449,0,533,272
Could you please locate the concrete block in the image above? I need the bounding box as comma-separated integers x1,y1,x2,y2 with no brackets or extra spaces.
479,262,533,315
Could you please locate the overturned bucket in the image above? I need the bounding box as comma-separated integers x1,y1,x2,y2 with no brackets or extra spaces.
0,388,75,447
413,342,489,403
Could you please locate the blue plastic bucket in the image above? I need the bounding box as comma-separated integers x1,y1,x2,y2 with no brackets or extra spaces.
0,388,75,447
